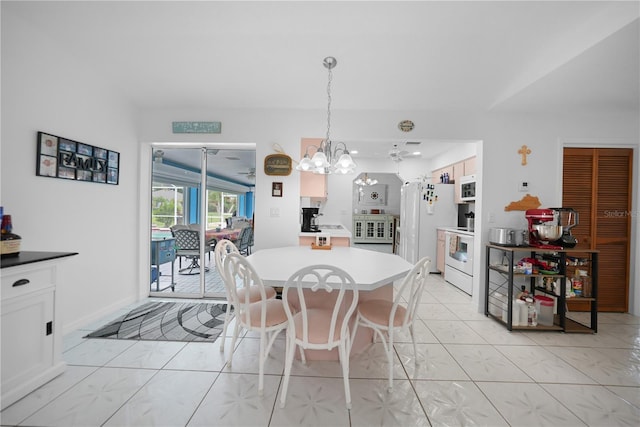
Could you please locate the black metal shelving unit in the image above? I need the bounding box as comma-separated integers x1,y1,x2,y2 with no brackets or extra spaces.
485,244,598,333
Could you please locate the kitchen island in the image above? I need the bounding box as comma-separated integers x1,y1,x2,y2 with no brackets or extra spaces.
298,223,352,246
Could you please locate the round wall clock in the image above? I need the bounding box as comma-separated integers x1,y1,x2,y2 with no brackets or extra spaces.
370,191,379,200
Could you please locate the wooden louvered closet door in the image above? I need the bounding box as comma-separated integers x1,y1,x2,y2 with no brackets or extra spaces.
563,148,633,312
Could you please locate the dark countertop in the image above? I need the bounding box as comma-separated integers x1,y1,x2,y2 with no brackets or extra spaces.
1,251,78,269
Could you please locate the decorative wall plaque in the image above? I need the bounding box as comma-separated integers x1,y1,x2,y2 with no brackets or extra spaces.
36,131,119,185
398,120,415,132
504,194,541,211
264,154,292,176
172,121,221,134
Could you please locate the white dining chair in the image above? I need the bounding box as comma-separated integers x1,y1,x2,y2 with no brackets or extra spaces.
214,240,277,352
280,264,359,409
223,252,287,395
352,256,431,392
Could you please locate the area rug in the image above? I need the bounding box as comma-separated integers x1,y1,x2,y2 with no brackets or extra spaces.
85,301,230,342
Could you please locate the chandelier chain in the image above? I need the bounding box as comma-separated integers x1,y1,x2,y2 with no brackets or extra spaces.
326,66,332,144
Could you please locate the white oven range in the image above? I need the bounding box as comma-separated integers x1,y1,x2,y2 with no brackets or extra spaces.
444,231,474,295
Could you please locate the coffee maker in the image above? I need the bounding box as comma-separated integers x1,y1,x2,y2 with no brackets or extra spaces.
301,208,320,232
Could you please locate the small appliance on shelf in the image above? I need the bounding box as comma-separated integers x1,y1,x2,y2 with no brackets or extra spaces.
525,208,579,250
525,209,563,249
301,207,321,232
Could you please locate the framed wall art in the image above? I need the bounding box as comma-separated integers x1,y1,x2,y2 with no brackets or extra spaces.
36,131,120,185
272,182,283,197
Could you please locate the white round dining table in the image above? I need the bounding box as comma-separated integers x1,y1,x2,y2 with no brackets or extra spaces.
246,245,413,360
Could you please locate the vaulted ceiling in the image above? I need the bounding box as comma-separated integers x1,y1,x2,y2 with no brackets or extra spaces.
3,1,638,186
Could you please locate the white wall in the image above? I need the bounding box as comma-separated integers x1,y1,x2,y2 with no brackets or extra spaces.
139,108,639,315
3,8,638,335
1,9,140,332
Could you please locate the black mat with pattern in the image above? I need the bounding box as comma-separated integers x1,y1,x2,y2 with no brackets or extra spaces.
85,301,229,342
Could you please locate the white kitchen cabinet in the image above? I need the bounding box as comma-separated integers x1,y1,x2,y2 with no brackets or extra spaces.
353,214,394,243
464,157,476,175
431,156,476,203
1,252,77,410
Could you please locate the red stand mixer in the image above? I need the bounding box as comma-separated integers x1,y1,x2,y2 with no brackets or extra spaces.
525,209,564,249
525,208,579,249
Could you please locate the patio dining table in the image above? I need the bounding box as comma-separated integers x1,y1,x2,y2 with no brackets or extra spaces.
205,228,241,245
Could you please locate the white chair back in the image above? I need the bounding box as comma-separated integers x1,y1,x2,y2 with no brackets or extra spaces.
393,256,431,328
222,252,288,396
223,252,271,326
351,256,431,392
280,264,359,409
214,240,239,289
215,240,240,352
283,264,358,349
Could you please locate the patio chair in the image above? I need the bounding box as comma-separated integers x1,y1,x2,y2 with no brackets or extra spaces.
172,228,211,275
352,256,431,392
247,227,254,254
233,226,253,255
223,252,288,395
214,240,276,352
280,265,359,409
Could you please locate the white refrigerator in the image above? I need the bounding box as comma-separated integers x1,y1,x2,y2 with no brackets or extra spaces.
399,182,457,272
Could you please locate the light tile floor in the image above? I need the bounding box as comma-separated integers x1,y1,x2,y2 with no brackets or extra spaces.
2,253,640,426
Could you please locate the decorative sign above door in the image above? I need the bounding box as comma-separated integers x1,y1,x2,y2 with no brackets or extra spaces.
172,121,222,134
264,154,292,176
36,131,120,185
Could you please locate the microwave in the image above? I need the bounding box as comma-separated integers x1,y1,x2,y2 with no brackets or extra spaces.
459,174,476,202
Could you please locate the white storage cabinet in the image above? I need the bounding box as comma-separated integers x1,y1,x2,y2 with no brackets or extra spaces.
1,253,75,410
353,214,394,243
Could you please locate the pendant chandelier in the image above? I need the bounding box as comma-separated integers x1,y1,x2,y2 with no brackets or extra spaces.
296,57,356,175
354,173,378,186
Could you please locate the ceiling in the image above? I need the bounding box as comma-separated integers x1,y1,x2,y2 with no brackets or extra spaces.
4,1,638,186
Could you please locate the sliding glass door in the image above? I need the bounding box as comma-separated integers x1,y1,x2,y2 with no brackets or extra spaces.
150,148,209,298
149,146,255,299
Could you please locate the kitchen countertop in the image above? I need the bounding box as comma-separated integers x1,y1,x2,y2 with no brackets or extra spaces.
1,251,78,269
438,226,475,236
299,223,352,238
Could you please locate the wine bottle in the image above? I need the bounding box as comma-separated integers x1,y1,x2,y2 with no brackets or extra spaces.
1,214,22,257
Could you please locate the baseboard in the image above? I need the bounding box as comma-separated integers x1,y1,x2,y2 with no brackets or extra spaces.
62,294,138,335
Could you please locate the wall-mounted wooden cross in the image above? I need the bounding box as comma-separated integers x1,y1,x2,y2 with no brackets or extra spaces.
518,144,531,165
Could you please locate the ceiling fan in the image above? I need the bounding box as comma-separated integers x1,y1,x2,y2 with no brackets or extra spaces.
238,168,256,180
388,143,421,162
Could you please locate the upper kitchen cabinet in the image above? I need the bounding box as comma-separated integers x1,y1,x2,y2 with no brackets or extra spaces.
431,165,454,184
300,138,327,198
432,156,476,203
453,162,465,182
464,157,476,175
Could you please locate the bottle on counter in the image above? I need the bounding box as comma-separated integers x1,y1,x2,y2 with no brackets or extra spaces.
525,297,537,326
571,267,583,297
516,285,529,301
513,299,525,326
517,299,528,325
1,214,22,257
